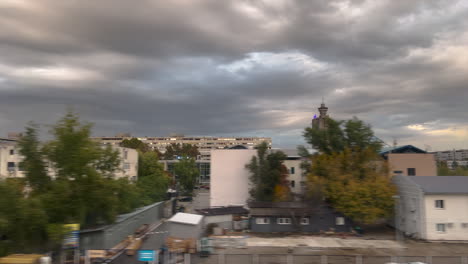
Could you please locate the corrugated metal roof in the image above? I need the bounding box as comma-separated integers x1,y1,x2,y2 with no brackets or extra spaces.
406,176,468,194
168,213,203,225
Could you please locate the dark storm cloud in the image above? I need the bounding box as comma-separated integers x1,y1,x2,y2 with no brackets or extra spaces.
0,0,467,150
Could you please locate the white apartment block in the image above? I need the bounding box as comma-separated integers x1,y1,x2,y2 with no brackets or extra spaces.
0,139,138,181
392,176,468,241
91,134,272,160
432,149,468,162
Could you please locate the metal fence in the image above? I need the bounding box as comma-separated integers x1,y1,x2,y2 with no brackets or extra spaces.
191,254,468,264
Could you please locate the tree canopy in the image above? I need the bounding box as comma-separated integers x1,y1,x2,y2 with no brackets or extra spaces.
304,117,395,224
246,142,291,202
162,143,200,160
120,138,150,153
173,157,199,195
1,111,170,256
304,117,382,154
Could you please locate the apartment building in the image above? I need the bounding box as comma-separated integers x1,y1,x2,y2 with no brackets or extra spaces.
91,134,272,160
392,176,468,241
0,139,138,181
432,149,468,162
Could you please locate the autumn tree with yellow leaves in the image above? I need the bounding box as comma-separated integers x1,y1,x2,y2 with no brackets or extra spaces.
304,117,396,224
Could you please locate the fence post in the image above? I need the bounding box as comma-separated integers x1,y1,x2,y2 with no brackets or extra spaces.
252,254,259,264
218,252,225,264
286,254,293,264
462,256,468,264
355,255,362,264
184,253,190,264
321,255,328,264
425,256,432,264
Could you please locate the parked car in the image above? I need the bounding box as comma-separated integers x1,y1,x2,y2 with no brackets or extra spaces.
178,197,193,202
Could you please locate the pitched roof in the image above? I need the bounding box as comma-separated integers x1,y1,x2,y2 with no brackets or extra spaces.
406,176,468,194
168,213,203,225
380,145,426,155
195,206,248,216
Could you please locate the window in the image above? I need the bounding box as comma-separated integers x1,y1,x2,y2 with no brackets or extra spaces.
407,168,416,176
436,223,446,232
435,200,444,209
290,167,295,174
277,218,291,225
123,163,130,170
123,150,128,160
7,162,15,171
291,180,295,188
462,223,468,228
256,218,270,224
393,170,403,175
336,217,345,225
301,218,309,225
9,149,14,155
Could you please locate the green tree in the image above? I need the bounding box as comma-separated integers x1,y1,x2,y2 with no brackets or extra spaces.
120,138,150,153
38,111,140,228
137,151,170,205
305,126,395,224
304,117,382,154
163,143,200,160
173,157,199,195
246,142,289,202
17,123,50,193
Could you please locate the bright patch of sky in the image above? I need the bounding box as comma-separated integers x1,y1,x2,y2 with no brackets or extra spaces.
219,52,328,77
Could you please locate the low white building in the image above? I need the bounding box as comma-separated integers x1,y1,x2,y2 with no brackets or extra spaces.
0,140,138,181
167,213,204,239
392,176,468,241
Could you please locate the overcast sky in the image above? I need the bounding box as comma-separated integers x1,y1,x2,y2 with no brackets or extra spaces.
1,0,467,151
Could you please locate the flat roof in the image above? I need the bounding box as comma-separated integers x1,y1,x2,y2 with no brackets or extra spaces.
406,176,468,194
168,213,203,225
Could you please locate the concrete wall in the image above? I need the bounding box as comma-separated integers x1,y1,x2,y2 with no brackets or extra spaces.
424,194,468,241
80,200,174,250
388,153,437,176
210,149,256,207
392,176,426,239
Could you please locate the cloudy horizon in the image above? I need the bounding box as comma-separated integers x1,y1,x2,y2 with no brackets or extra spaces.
1,0,467,151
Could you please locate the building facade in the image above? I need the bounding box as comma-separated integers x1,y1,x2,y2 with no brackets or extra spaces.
392,176,468,241
249,202,353,233
432,149,468,162
91,135,272,160
210,149,256,207
0,140,138,181
381,145,437,176
160,159,211,185
210,149,309,207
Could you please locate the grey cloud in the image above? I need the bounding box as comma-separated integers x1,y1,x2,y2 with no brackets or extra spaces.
0,0,467,150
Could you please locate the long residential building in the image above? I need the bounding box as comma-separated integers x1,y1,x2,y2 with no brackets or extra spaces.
0,138,138,181
431,149,468,162
91,134,272,160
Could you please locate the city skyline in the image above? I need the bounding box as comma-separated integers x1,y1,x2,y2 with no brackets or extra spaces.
0,1,467,151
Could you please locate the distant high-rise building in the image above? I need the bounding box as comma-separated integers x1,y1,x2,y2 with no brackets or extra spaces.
312,101,329,130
